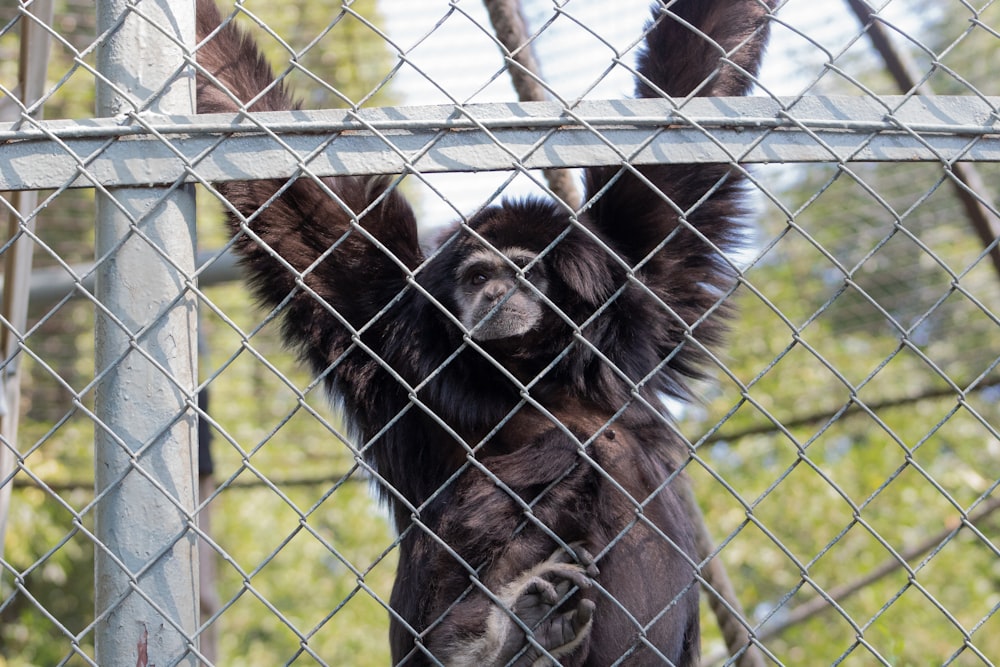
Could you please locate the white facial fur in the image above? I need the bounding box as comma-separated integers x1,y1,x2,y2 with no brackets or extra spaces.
454,246,549,341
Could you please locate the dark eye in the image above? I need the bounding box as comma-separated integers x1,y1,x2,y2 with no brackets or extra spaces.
524,263,544,281
470,273,488,286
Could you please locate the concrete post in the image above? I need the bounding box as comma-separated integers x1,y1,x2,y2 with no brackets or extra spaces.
94,1,199,665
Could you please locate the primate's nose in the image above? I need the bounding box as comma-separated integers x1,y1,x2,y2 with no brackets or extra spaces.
484,282,506,301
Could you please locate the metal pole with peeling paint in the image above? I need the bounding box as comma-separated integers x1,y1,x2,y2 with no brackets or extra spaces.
94,1,199,665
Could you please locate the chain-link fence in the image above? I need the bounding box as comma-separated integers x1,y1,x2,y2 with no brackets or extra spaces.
1,0,998,665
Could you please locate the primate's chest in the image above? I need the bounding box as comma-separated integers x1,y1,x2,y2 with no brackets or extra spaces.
465,397,625,457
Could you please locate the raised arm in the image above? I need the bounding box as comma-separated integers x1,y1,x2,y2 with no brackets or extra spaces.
194,0,422,376
584,0,775,387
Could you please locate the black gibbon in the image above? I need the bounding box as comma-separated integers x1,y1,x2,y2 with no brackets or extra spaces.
195,0,774,664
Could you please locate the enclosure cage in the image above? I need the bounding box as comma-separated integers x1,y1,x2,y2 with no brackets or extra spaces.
0,1,998,666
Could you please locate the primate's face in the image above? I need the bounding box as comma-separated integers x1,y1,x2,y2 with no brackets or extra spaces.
453,245,549,341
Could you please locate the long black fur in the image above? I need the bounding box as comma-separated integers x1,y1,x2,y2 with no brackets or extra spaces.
195,1,774,664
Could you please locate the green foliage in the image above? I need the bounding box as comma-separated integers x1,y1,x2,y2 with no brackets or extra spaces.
194,272,398,665
693,163,1000,663
692,5,1000,660
219,0,398,109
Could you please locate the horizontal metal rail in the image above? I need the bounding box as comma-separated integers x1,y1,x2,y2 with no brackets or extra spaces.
0,96,997,191
1,250,241,309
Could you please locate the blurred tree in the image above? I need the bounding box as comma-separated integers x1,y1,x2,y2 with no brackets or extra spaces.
692,2,1000,664
1,1,102,662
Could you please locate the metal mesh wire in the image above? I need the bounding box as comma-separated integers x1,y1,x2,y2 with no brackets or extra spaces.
1,1,998,665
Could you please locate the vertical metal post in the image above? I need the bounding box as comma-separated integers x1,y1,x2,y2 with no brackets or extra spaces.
94,2,199,666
